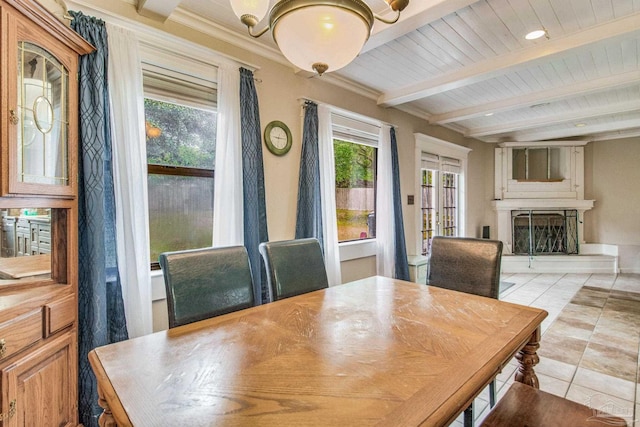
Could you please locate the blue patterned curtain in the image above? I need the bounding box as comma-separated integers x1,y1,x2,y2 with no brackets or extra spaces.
239,68,269,304
390,127,410,280
295,101,324,249
71,12,129,427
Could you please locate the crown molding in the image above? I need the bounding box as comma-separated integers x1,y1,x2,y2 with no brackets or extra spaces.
66,0,257,70
168,7,289,67
169,7,390,102
590,128,640,142
67,0,424,115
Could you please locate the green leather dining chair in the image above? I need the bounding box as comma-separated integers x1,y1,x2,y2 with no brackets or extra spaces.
427,236,503,427
159,246,255,328
259,238,329,302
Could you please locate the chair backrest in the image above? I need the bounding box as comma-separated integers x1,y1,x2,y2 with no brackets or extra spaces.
259,238,329,302
159,246,255,328
427,236,503,299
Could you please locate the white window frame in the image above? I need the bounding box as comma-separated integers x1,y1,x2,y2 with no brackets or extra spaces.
414,133,471,256
137,38,222,300
331,112,382,262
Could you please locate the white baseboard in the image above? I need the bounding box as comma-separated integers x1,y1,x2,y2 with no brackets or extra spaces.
618,268,640,274
502,254,618,274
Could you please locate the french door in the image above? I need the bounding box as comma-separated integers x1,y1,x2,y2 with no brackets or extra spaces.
421,169,459,256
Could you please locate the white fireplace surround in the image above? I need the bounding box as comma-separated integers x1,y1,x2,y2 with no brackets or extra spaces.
493,142,595,255
492,198,594,254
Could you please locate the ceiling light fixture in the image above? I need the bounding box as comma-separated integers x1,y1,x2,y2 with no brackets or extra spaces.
525,29,547,40
230,0,410,76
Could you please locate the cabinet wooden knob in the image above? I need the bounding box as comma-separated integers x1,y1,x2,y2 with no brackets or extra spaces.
8,109,19,125
0,338,6,358
0,399,16,421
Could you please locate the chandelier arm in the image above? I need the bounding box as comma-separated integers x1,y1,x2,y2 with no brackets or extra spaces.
373,10,400,25
247,24,271,38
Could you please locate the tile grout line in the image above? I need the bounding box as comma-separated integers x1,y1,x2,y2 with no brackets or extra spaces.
561,277,607,399
628,269,640,425
537,273,591,398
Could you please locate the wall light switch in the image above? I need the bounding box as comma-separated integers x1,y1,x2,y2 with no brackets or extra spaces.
407,195,414,205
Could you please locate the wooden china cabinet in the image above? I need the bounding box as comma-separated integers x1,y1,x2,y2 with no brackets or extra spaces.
0,0,92,425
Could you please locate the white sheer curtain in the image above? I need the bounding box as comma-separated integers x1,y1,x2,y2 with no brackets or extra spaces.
213,62,244,246
317,105,342,286
376,124,395,277
106,23,152,338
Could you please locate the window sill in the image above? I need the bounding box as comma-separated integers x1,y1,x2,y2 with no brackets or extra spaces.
339,239,376,262
150,269,166,302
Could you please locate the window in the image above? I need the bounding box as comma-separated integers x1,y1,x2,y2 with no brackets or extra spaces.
332,115,379,243
334,140,377,241
143,68,217,269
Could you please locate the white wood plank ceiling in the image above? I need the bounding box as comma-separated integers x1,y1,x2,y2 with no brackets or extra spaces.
139,0,640,143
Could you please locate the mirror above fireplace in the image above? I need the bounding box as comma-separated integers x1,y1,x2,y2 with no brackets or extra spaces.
495,141,589,201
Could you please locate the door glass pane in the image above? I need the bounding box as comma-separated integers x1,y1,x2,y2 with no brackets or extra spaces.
442,172,458,237
147,174,214,263
421,170,459,255
17,43,68,185
421,169,435,255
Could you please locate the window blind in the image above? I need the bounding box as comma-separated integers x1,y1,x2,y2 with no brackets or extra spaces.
331,113,379,146
143,64,217,109
421,152,461,174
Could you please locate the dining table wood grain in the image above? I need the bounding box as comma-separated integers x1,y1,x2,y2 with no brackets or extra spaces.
89,276,547,427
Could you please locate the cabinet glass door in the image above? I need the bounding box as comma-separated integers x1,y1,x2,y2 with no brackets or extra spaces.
17,42,69,187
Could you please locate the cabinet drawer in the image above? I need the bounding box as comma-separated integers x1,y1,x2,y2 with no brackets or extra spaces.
0,310,42,360
16,219,29,233
45,295,75,337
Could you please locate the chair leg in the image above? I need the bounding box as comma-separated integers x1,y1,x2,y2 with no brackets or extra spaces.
489,380,496,408
463,402,473,427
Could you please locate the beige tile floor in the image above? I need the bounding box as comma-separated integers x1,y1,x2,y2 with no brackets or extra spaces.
449,273,640,427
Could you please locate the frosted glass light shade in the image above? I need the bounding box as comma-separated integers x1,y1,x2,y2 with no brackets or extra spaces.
273,5,370,74
230,0,270,21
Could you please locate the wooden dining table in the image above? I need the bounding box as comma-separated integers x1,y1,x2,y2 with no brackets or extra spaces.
89,276,547,427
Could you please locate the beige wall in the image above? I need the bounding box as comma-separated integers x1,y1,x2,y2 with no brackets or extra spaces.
70,1,640,280
584,137,640,273
96,6,640,329
69,1,508,332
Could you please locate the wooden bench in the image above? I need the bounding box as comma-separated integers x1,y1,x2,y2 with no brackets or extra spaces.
481,381,628,427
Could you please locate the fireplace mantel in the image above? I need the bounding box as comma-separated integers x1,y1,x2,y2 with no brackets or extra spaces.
492,199,595,211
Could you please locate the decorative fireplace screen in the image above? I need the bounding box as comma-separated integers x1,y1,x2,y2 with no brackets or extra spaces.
511,210,579,255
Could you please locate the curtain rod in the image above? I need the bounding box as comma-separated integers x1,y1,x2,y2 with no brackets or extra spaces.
298,97,398,130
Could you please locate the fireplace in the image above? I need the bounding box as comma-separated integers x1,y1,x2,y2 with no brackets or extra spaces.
492,200,593,255
511,210,578,255
492,142,594,256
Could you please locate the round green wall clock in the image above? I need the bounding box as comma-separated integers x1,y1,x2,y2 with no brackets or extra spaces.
264,120,292,156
